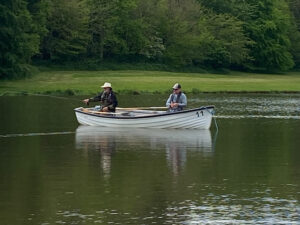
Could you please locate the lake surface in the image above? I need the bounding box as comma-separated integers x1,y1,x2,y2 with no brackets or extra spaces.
0,93,299,225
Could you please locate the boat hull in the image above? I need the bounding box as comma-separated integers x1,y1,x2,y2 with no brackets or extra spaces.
74,106,214,129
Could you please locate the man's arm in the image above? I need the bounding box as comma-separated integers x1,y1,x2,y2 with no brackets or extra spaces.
89,91,103,102
166,94,172,107
83,91,103,105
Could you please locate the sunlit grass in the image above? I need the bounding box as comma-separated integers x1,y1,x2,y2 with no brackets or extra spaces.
1,70,300,95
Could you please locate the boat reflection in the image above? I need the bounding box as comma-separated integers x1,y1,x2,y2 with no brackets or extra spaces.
75,126,216,177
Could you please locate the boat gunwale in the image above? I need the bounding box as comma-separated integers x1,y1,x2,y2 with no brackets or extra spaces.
74,106,215,120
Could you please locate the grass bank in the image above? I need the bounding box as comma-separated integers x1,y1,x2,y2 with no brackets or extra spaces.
1,70,300,96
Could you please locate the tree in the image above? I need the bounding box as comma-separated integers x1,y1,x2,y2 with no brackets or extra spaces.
27,0,48,43
159,0,251,68
88,0,118,60
288,0,300,67
88,0,165,61
41,0,89,61
0,0,40,79
197,0,296,71
244,0,294,71
289,0,300,29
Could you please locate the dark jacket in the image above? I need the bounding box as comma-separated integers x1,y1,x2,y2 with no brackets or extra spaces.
89,90,118,112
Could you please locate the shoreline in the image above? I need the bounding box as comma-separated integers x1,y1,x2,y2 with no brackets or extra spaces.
1,70,300,96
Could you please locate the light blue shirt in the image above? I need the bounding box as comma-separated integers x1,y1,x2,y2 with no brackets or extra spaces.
166,92,187,112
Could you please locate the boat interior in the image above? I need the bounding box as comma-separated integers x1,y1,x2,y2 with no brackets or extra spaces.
79,107,167,117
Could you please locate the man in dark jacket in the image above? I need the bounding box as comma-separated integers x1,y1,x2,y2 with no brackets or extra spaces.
83,82,118,112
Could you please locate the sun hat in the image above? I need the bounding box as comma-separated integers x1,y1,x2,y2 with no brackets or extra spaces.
172,83,181,89
101,82,112,88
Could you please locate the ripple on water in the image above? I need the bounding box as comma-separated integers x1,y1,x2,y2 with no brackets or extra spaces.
164,195,300,225
42,192,299,225
190,94,300,117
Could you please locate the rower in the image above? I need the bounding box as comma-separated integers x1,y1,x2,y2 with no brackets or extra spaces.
83,82,118,112
166,83,187,112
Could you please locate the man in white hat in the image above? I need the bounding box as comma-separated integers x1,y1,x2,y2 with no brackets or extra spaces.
166,83,187,112
83,82,118,112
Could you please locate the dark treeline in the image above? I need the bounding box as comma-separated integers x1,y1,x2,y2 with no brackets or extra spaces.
1,0,300,79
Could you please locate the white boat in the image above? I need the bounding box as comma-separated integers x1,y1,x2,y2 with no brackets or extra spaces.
74,106,215,129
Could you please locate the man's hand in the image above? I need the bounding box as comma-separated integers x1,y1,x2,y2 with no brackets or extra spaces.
170,102,179,108
102,107,109,112
83,99,89,105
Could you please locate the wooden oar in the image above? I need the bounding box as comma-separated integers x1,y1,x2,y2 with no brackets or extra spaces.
81,108,124,115
117,107,168,110
93,111,124,115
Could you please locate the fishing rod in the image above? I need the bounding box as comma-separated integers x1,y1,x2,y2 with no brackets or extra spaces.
1,91,169,109
0,91,82,102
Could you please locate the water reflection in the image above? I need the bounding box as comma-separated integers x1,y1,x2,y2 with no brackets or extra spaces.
75,126,214,177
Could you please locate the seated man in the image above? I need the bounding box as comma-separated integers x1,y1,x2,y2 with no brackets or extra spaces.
83,82,118,112
166,83,187,112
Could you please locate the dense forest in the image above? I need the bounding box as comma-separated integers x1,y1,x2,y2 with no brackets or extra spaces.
1,0,300,79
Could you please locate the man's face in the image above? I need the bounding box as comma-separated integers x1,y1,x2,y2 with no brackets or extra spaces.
104,87,110,93
173,88,180,94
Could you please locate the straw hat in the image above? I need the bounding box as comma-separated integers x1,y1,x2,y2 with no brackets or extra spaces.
101,82,112,88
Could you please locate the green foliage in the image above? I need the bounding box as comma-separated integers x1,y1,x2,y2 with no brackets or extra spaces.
2,0,300,79
244,0,294,71
88,0,118,59
87,0,165,61
41,0,89,61
0,0,40,79
197,0,296,71
27,0,48,39
288,0,300,68
160,0,251,67
289,0,300,30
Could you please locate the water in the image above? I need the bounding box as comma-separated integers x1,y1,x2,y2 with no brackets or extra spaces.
0,93,299,225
